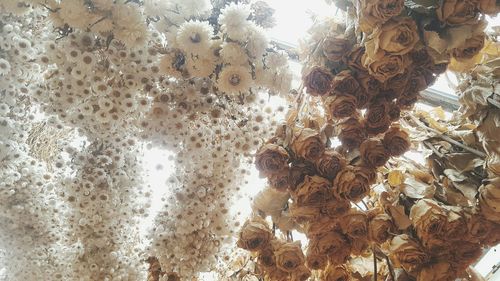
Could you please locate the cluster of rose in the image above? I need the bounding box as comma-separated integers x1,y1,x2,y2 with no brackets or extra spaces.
237,0,500,280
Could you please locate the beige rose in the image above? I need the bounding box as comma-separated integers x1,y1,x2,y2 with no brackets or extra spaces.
323,35,352,62
409,199,448,250
366,17,419,57
339,210,368,239
323,94,357,119
359,0,405,31
322,199,351,218
333,165,373,202
437,0,478,25
417,262,456,281
364,100,392,135
338,116,367,149
293,175,331,206
303,66,333,96
360,139,390,167
382,125,411,156
315,149,346,180
478,181,500,222
390,234,429,273
362,51,410,82
237,217,273,252
291,265,311,281
321,264,350,281
289,203,321,224
255,143,289,176
273,241,305,273
291,128,326,161
369,213,396,243
451,33,485,61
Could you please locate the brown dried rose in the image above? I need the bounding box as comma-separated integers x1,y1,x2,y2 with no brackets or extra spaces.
449,241,482,269
288,162,317,191
322,199,351,218
416,262,456,281
304,215,338,237
409,48,434,68
369,213,396,243
360,139,390,168
409,199,448,250
327,242,351,265
364,101,392,135
451,33,485,61
273,240,305,273
289,204,321,224
358,0,405,31
333,165,372,202
322,35,352,62
443,207,468,240
265,266,289,281
315,149,346,180
383,125,410,156
383,71,411,96
330,70,360,96
291,128,326,161
350,237,370,255
291,265,311,281
362,51,410,82
257,246,276,268
397,90,419,108
339,210,368,239
323,94,357,119
436,0,478,26
357,71,380,103
309,231,350,264
477,0,499,14
305,246,328,270
237,217,273,252
255,143,289,176
406,69,430,92
304,66,333,96
293,175,331,206
365,17,419,57
321,264,350,281
388,102,401,121
478,181,500,223
338,116,367,149
268,168,291,192
390,234,429,273
466,212,492,243
345,45,366,72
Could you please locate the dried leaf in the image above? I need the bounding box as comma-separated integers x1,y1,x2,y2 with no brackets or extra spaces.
388,205,412,230
443,169,468,182
446,153,484,172
401,176,435,199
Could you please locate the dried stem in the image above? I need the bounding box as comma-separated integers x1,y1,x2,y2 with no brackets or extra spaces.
385,255,396,281
373,247,378,281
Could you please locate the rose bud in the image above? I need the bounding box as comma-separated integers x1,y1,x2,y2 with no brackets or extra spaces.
315,149,346,180
303,66,333,96
255,143,289,177
360,139,390,168
291,128,326,161
236,217,273,252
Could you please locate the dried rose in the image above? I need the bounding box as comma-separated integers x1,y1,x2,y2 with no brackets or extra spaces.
255,143,289,176
340,210,368,239
443,207,468,239
365,17,419,57
265,266,289,281
358,0,404,31
330,70,360,96
357,71,380,102
397,90,419,108
466,212,492,243
315,149,346,180
321,264,350,281
291,265,311,281
322,35,352,62
350,237,370,255
478,181,500,223
406,69,430,92
268,168,291,192
288,162,317,191
383,126,410,156
333,165,372,202
345,45,366,72
338,116,367,149
323,94,357,119
304,215,338,237
304,66,333,96
257,246,276,268
451,33,485,61
364,101,392,135
383,71,411,96
289,204,321,224
237,217,273,252
388,102,401,121
409,48,434,68
291,128,326,161
409,199,448,250
416,262,456,281
362,51,410,82
436,0,478,25
322,200,351,218
273,240,305,273
369,213,396,243
360,139,390,168
293,175,331,206
477,0,499,14
305,245,328,270
449,241,482,269
327,242,351,265
390,234,429,273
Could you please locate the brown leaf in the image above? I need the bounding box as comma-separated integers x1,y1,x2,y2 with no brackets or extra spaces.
400,176,435,199
388,205,412,230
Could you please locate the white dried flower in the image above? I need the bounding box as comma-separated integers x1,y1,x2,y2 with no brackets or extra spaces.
220,42,248,65
217,65,253,94
176,21,213,55
219,3,251,41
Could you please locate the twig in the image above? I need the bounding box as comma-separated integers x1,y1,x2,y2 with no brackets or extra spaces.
423,141,445,158
373,247,378,281
385,255,396,281
361,199,369,210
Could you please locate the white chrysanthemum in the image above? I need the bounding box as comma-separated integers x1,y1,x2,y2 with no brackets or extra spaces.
90,18,113,33
0,58,12,76
220,42,248,65
114,23,148,48
0,0,32,15
143,0,169,17
176,21,213,55
112,3,144,29
218,3,251,41
217,65,252,94
186,53,218,78
179,0,212,18
92,0,113,10
58,0,95,29
265,51,288,69
246,23,268,59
